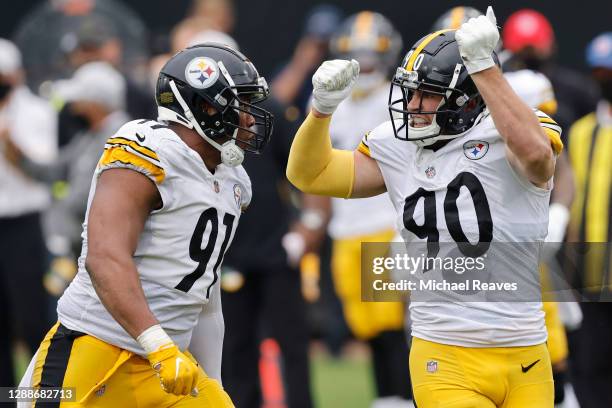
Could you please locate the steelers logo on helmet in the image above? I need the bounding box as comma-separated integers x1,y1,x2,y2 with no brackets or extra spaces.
184,57,220,89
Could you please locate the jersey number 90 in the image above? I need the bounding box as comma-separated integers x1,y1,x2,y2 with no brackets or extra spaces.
403,172,493,258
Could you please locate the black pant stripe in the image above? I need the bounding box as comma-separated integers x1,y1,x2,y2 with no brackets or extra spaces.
35,324,83,408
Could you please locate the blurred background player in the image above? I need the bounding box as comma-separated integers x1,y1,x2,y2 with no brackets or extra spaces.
564,32,612,408
59,14,155,122
306,11,413,408
0,38,57,387
272,4,343,118
500,10,578,257
188,0,235,33
13,0,149,93
3,61,129,297
501,9,600,134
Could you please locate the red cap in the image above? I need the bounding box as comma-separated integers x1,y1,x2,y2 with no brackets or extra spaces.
502,9,555,54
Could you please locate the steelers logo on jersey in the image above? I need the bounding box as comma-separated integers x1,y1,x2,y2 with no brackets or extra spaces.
184,57,220,89
463,140,489,160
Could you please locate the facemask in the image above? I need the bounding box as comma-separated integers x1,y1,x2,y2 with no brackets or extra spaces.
0,82,13,101
166,79,245,167
353,71,386,95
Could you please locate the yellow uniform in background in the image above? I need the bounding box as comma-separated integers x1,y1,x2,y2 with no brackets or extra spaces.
332,229,403,339
328,84,404,340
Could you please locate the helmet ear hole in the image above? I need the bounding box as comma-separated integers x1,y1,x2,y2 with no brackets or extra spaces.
201,100,219,116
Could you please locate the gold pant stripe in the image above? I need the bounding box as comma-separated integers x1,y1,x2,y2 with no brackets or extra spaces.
31,322,60,391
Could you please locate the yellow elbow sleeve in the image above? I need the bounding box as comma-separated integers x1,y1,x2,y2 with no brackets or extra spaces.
286,114,355,198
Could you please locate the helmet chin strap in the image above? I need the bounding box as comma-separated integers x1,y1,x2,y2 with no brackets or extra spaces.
166,79,244,167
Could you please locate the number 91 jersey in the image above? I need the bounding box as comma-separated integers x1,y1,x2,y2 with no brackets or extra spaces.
359,111,562,348
57,119,252,355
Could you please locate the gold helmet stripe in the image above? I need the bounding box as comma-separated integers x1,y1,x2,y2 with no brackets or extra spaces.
450,7,465,29
354,11,374,40
405,29,453,70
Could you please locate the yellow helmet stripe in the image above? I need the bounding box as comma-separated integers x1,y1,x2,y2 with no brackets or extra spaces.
450,7,465,29
354,11,374,40
405,29,453,70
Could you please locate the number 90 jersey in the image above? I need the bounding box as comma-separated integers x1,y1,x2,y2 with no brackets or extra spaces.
359,111,562,348
57,119,252,355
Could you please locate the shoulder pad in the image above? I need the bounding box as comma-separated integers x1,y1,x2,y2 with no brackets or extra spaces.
534,110,563,154
98,119,169,184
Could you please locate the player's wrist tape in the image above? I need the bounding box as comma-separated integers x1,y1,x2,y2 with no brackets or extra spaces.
137,324,174,355
311,96,338,115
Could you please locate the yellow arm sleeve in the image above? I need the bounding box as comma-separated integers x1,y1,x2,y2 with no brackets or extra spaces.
286,113,355,198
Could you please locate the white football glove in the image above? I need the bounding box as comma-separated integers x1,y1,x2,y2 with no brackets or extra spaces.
311,59,360,115
455,6,499,74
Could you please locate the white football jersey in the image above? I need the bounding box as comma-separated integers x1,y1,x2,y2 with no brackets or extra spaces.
360,110,562,347
57,119,251,355
328,85,396,238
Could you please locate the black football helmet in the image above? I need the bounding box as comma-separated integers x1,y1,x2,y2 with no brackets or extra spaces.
388,30,498,146
156,43,273,166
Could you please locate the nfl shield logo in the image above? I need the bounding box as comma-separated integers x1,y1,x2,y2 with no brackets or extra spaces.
463,140,489,160
96,384,106,397
425,166,436,178
426,360,438,373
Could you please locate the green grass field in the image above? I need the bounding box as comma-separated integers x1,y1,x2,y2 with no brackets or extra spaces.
311,349,375,408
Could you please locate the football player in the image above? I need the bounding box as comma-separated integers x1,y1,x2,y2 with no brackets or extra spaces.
308,11,414,406
18,43,273,407
434,8,577,407
287,7,560,408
